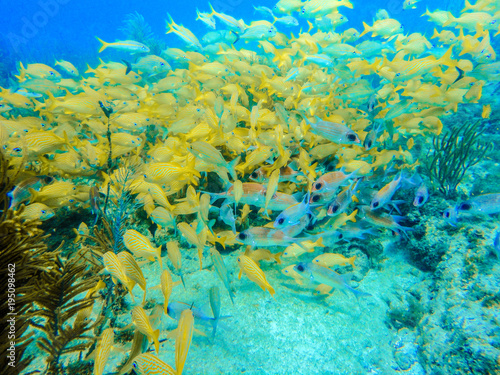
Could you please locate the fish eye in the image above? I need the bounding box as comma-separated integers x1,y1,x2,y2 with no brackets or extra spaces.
161,62,165,66
238,233,247,240
459,203,471,211
296,264,304,271
13,147,21,152
314,182,322,190
347,134,357,142
372,201,379,208
330,204,340,213
132,363,137,368
338,233,343,239
41,210,46,214
250,172,258,178
277,217,285,225
49,71,54,75
312,194,320,202
395,73,401,77
444,211,450,218
417,196,423,204
365,140,372,148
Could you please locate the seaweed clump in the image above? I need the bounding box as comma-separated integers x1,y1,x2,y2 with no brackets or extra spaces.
0,150,102,374
28,252,101,374
424,121,492,197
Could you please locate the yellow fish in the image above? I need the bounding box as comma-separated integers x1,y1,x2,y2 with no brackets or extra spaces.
281,264,305,285
237,254,275,297
123,229,162,269
132,353,176,375
94,328,114,375
131,306,160,354
117,251,147,304
160,269,181,314
96,37,150,53
312,253,357,268
18,203,55,221
102,252,135,301
175,309,194,375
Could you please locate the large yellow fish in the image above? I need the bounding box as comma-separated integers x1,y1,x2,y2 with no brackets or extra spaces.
237,254,275,297
123,229,163,269
131,306,160,354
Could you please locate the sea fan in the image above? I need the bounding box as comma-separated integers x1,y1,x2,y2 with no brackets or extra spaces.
120,12,155,44
28,252,100,375
424,120,493,197
120,12,165,55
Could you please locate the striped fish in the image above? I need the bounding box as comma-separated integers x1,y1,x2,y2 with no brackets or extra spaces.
209,286,221,339
94,328,114,375
150,206,176,230
144,162,200,184
131,306,160,354
102,251,135,301
167,241,185,287
18,202,55,221
160,269,181,314
175,309,194,375
166,14,203,50
210,247,235,304
177,222,205,269
24,129,68,155
237,254,275,297
118,251,147,304
299,115,361,145
123,229,162,269
132,353,176,375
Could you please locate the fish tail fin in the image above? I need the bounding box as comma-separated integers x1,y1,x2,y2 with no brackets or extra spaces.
45,91,59,112
27,188,39,202
15,62,26,82
439,46,456,68
462,0,472,12
267,283,276,298
421,7,429,17
352,288,372,301
227,156,241,181
122,59,132,75
342,0,354,9
165,13,175,34
442,15,456,27
156,246,163,270
153,329,160,353
208,2,216,17
431,28,440,39
349,255,357,268
274,252,283,264
96,37,109,53
359,21,371,38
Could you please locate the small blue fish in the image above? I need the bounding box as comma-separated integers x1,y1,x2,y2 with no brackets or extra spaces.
167,300,231,338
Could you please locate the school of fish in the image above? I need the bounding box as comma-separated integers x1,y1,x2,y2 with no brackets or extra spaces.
2,0,500,373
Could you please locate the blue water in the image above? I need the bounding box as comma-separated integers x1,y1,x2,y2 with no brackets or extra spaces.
1,0,456,63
